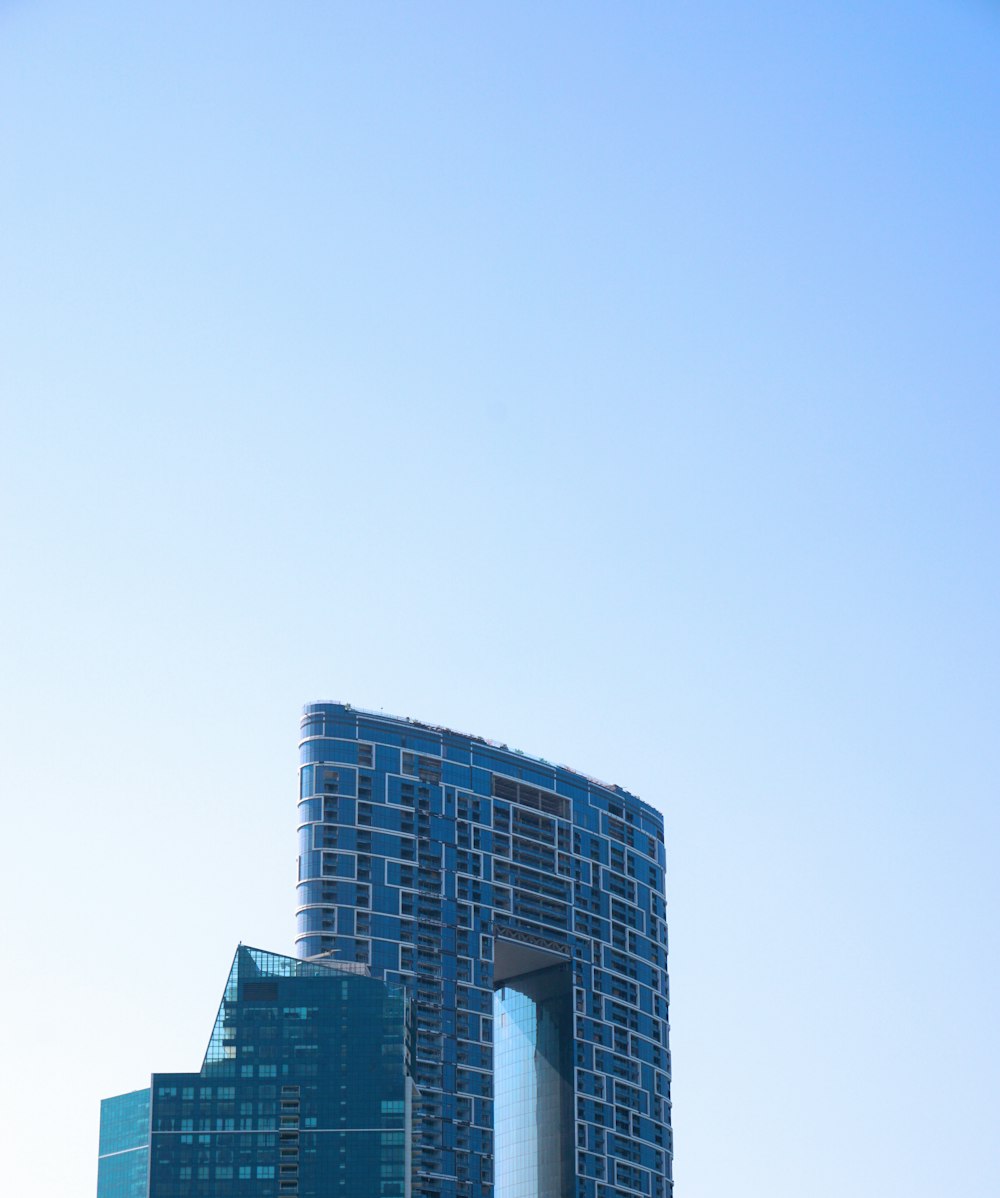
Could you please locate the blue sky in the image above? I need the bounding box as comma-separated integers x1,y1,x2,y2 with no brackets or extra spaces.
1,3,998,1194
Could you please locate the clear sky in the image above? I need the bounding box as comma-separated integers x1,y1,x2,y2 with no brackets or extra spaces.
1,2,998,1195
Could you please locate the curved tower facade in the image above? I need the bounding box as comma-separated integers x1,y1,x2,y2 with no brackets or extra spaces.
296,702,672,1198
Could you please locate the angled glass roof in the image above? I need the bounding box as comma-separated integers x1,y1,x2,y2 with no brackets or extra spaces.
202,944,400,1069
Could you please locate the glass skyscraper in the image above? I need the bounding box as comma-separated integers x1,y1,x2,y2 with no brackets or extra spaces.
98,1089,151,1198
297,703,672,1198
97,945,410,1198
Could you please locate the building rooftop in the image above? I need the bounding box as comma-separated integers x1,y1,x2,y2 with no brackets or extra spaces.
303,699,660,825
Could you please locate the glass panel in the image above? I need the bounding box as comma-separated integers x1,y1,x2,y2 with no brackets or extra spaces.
494,963,574,1198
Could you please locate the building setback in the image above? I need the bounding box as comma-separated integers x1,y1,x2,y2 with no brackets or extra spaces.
296,703,672,1198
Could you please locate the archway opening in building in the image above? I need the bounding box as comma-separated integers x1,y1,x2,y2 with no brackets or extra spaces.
493,936,574,1198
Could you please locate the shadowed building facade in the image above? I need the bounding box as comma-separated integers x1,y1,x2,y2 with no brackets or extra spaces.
296,703,672,1198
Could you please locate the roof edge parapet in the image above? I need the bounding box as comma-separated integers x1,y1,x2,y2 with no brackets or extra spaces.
302,700,654,814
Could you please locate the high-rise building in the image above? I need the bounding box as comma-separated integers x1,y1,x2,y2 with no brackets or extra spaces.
296,703,672,1198
98,1088,151,1198
97,946,410,1198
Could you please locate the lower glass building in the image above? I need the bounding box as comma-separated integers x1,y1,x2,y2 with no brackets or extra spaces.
97,945,410,1198
98,1089,151,1198
296,703,672,1198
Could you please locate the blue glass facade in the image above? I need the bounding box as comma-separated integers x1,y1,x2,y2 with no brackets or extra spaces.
494,965,574,1198
98,1089,150,1198
99,946,409,1198
296,702,672,1198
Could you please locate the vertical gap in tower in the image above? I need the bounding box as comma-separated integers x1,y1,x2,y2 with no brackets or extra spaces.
493,960,574,1198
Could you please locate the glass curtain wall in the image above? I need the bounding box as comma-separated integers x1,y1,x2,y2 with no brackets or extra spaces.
493,964,573,1198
